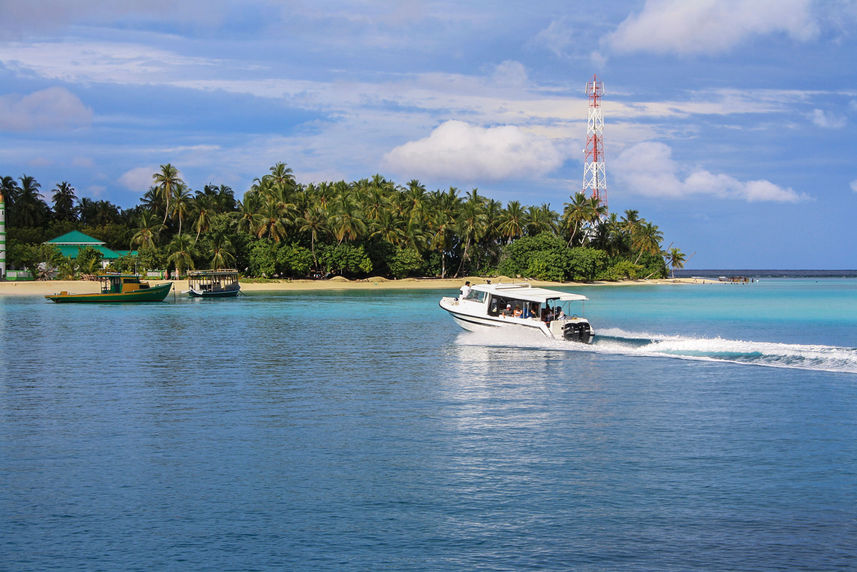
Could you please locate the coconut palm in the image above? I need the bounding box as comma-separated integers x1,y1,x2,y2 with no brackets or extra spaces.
455,189,488,276
207,230,236,269
296,204,329,268
192,194,213,245
561,192,606,247
152,163,183,224
665,247,687,278
15,175,50,227
331,192,366,244
497,200,526,244
166,234,195,277
131,211,164,251
52,181,78,222
170,185,192,235
526,203,558,236
632,221,664,264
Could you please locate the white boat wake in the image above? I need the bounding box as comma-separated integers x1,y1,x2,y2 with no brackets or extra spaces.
456,327,857,374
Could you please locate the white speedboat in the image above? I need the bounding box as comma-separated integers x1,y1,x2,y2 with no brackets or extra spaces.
439,282,594,343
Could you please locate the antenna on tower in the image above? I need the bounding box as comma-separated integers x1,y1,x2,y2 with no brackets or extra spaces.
583,74,607,212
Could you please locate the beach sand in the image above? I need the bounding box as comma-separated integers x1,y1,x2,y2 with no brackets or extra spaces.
0,275,716,297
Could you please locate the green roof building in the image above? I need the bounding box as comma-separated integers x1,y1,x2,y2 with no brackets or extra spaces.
45,231,136,267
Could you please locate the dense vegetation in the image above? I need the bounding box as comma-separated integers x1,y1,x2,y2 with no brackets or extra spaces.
1,163,686,281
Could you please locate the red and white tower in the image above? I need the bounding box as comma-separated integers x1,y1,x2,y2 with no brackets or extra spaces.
583,74,607,211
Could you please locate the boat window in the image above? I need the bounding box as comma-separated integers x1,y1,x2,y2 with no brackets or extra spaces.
464,290,486,302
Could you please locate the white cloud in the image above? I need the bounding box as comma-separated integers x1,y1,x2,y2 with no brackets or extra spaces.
382,120,565,182
0,87,92,131
613,141,808,203
810,108,847,128
607,0,818,55
119,166,159,192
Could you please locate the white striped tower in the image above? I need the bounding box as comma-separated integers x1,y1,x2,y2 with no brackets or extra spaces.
0,189,5,279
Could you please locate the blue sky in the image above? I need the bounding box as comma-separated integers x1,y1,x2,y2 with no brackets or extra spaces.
1,0,855,269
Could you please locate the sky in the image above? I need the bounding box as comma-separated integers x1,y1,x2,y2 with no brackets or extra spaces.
1,0,856,269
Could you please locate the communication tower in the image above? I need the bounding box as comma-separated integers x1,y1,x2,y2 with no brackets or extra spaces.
583,74,607,211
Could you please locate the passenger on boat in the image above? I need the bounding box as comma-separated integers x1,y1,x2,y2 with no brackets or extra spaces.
513,306,522,318
555,308,566,320
502,303,513,317
459,281,471,299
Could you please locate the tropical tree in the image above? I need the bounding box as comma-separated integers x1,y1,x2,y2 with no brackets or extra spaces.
52,181,78,222
207,230,236,269
15,175,50,227
130,211,164,251
455,189,488,276
152,163,182,224
561,192,606,247
170,185,192,236
665,247,687,278
632,221,664,265
166,234,195,277
295,204,329,268
497,200,526,243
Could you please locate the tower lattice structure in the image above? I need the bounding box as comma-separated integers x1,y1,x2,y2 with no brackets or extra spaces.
583,74,607,211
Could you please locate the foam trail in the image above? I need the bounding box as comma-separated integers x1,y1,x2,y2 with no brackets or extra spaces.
456,327,857,374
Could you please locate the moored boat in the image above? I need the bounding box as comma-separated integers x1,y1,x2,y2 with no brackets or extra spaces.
439,282,594,342
187,269,240,298
45,274,172,303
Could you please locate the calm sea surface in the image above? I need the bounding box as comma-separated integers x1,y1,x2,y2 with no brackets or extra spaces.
2,279,856,570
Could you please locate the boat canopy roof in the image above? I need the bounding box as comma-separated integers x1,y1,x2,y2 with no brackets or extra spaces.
188,269,238,277
471,283,587,303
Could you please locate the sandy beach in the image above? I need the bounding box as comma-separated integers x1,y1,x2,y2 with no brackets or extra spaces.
0,275,716,297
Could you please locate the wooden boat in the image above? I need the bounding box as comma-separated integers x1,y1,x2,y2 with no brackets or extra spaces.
187,269,240,298
45,274,172,303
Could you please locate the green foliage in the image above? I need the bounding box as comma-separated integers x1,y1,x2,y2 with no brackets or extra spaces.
499,232,566,277
318,243,373,277
602,260,644,281
248,239,278,277
277,243,314,277
75,246,104,275
566,247,608,282
388,246,424,278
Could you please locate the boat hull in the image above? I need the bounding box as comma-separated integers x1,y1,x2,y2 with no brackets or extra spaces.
46,283,173,303
188,286,240,298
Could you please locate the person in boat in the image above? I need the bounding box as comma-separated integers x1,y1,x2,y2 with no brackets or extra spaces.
513,306,522,318
459,280,471,300
542,305,554,323
555,308,567,320
502,303,513,317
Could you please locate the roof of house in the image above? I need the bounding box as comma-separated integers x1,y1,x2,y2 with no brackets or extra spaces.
46,230,105,245
45,231,134,260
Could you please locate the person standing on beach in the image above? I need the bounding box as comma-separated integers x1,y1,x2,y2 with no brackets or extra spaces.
460,280,471,299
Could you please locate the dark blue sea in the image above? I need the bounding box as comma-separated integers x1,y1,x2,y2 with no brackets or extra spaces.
2,279,856,570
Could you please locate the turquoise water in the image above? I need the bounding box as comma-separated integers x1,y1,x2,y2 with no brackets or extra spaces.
1,279,856,569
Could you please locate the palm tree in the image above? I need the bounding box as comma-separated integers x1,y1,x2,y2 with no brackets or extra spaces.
192,195,213,245
170,185,192,235
166,234,195,277
455,189,488,276
15,175,50,227
152,163,183,224
207,230,236,269
561,192,606,247
331,192,366,244
253,194,289,242
497,200,526,243
632,221,664,264
526,203,558,236
665,247,687,278
131,211,164,251
296,204,329,268
52,181,78,222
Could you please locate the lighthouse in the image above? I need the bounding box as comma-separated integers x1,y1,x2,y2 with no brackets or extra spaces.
0,189,5,279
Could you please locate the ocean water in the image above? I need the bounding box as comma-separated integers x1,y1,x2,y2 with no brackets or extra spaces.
1,279,856,570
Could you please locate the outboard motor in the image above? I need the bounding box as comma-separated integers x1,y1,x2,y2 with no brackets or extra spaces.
562,321,592,343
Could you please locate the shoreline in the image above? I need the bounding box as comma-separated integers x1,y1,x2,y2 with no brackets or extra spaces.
0,276,717,297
